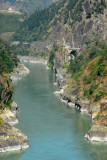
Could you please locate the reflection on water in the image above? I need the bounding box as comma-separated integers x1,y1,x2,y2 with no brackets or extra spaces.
0,63,107,160
0,149,27,160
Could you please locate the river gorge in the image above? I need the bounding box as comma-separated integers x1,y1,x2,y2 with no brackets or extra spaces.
0,62,107,160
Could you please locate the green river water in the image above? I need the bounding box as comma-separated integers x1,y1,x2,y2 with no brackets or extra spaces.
0,63,107,160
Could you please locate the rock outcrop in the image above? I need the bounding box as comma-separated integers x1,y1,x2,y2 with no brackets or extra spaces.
10,62,30,81
0,64,29,152
0,122,29,153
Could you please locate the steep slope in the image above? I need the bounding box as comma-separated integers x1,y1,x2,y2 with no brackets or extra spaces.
0,38,18,116
0,39,29,152
13,0,107,44
0,0,58,40
13,0,107,141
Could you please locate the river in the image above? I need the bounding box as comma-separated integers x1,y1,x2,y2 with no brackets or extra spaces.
0,63,107,160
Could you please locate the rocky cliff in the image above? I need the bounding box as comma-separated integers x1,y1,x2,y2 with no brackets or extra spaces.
0,39,29,152
0,73,29,152
12,0,107,141
14,0,106,56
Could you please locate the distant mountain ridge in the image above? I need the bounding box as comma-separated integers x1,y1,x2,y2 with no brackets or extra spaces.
0,0,58,13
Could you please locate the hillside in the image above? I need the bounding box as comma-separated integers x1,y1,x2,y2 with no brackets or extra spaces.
0,38,17,118
0,0,58,13
13,0,107,44
0,0,59,40
0,13,24,34
0,12,25,41
12,0,107,141
0,39,29,152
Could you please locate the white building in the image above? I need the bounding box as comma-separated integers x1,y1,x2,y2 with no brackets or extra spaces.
8,7,13,11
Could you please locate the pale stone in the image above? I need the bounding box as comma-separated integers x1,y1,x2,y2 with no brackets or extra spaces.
1,109,18,125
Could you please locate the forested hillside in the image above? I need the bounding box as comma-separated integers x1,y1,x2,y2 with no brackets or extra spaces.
13,0,106,42
0,13,23,34
0,39,18,74
13,0,78,41
0,0,59,40
0,38,29,151
0,39,18,111
12,0,107,141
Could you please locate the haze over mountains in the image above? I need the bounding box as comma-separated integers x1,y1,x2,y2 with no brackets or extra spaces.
0,0,107,155
0,0,58,13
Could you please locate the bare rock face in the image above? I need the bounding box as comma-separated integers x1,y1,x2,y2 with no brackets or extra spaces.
85,124,107,142
72,0,107,47
11,101,20,116
10,62,30,81
0,75,12,110
0,102,29,153
30,41,47,57
1,109,18,125
0,66,29,152
0,123,29,152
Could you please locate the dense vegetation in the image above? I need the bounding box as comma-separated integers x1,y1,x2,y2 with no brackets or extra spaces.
13,0,79,42
13,1,64,41
0,39,18,74
69,42,107,80
0,13,23,33
12,43,30,56
13,0,106,42
0,39,18,111
49,43,58,69
68,41,107,101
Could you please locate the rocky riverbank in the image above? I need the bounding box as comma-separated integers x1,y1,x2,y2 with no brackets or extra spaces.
18,55,50,70
0,101,29,153
0,62,30,153
18,55,47,65
9,62,30,81
54,68,107,142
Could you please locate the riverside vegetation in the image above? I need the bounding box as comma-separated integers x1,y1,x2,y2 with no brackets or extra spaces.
12,0,107,142
0,0,107,153
0,39,29,152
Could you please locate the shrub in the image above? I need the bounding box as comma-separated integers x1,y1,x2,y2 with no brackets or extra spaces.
0,117,3,125
84,84,99,99
96,113,100,119
95,90,107,101
97,63,105,76
85,77,92,84
85,38,91,45
0,84,3,100
83,75,87,82
7,99,13,105
78,55,83,60
89,84,99,94
101,47,107,60
91,84,99,89
6,104,11,109
83,89,92,99
49,47,56,69
90,61,105,78
104,104,107,110
0,39,18,73
88,46,102,59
